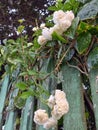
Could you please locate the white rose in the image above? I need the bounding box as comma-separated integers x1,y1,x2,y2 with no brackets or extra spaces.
43,117,57,129
42,27,52,40
47,95,55,109
34,109,49,125
59,19,72,32
53,10,66,24
51,99,69,120
32,27,39,31
65,10,75,22
50,24,63,35
38,35,47,45
54,90,66,101
40,23,46,29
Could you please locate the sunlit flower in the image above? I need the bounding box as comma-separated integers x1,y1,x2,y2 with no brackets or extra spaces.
32,27,39,31
53,10,66,24
38,35,47,45
34,109,49,125
51,99,69,120
65,10,75,22
50,24,63,35
59,20,72,32
47,95,55,109
43,117,57,129
54,89,66,101
40,23,46,29
42,27,52,40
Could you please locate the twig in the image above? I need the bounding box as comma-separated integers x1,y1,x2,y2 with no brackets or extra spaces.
55,45,71,71
66,62,88,76
83,89,94,115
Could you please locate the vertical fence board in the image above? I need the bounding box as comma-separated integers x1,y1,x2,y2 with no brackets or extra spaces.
4,88,18,130
0,75,9,128
19,96,34,130
20,97,33,130
89,69,98,129
62,64,87,130
37,59,57,130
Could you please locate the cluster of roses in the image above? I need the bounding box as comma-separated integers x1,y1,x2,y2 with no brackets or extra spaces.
37,10,75,45
34,90,69,129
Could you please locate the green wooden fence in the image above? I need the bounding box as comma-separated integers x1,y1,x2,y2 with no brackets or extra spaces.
0,64,98,130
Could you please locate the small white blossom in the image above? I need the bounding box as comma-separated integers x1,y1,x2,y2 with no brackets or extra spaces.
38,35,47,45
52,99,69,120
53,10,66,24
50,24,63,35
65,11,75,22
42,27,52,40
43,117,57,129
40,23,46,29
59,20,72,32
47,95,55,109
32,27,39,31
34,109,49,125
55,89,66,101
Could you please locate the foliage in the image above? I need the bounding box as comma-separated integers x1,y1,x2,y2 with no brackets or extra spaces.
0,0,98,110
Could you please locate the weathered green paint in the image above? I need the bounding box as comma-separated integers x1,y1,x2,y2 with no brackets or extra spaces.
89,69,98,129
37,59,57,130
0,75,9,128
62,64,87,130
19,96,34,130
4,88,19,130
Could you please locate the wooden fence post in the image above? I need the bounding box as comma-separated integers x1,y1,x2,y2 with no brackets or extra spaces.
62,64,87,130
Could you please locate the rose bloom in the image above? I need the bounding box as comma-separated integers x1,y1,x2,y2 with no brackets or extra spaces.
53,10,66,24
50,24,63,35
51,99,69,120
59,19,72,32
42,27,52,40
43,117,57,129
34,109,49,125
40,23,45,29
32,27,39,31
47,95,55,109
38,35,47,45
65,10,75,22
54,90,66,102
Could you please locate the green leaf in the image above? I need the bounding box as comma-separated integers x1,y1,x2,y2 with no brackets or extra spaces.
17,25,25,33
48,6,58,11
66,17,79,39
77,22,89,34
7,58,22,65
14,96,26,109
16,82,27,90
52,31,67,43
7,39,15,44
76,32,91,54
63,0,79,13
20,91,32,99
77,0,98,20
87,47,98,70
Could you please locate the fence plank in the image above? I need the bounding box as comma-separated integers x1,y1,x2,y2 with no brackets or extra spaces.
0,75,9,128
19,95,34,130
37,59,57,130
4,88,18,130
62,64,87,130
89,69,98,129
